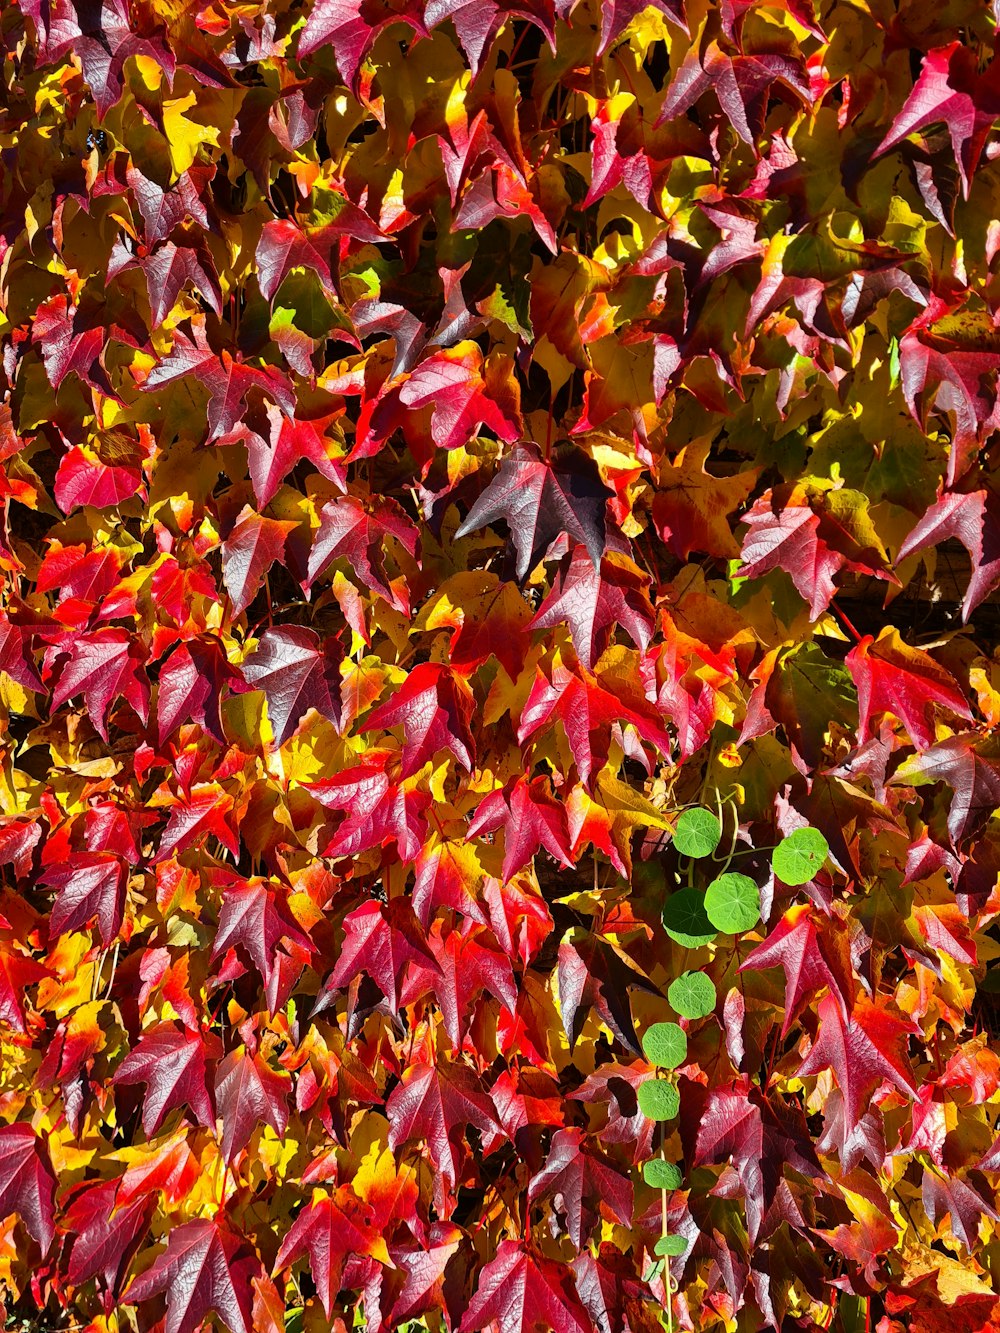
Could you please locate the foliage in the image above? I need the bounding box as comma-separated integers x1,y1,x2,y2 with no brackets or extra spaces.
0,0,998,1329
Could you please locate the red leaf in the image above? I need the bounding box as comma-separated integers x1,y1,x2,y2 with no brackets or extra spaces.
364,663,475,777
529,546,654,670
897,489,1000,621
0,1124,56,1253
796,994,917,1129
211,875,313,1016
220,506,296,618
49,628,150,742
241,625,342,746
113,1022,219,1136
215,1048,290,1165
386,1059,501,1191
460,1239,590,1333
320,898,438,1013
43,851,127,946
740,903,854,1037
125,1218,262,1333
273,1188,389,1319
65,1178,154,1295
305,495,419,607
309,749,431,863
527,1127,633,1250
846,629,971,749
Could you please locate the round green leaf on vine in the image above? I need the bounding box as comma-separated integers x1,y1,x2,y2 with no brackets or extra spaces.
673,807,722,859
773,827,829,886
642,1021,687,1070
669,971,717,1019
704,873,760,934
662,888,716,948
654,1234,689,1257
643,1159,683,1190
637,1079,680,1121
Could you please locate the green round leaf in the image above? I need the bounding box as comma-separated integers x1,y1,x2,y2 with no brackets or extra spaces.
642,1021,687,1070
673,807,722,859
704,873,761,934
662,889,716,949
637,1079,680,1121
668,971,717,1019
654,1234,689,1257
643,1159,683,1190
773,827,830,886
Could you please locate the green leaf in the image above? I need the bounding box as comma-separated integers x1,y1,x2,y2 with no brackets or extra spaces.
668,971,717,1019
704,873,761,934
642,1021,687,1070
673,807,722,858
662,888,716,948
773,827,829,886
637,1080,680,1121
643,1159,683,1190
654,1234,688,1257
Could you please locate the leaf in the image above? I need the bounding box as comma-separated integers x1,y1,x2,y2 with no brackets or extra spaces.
460,1240,590,1333
305,494,419,606
772,828,830,886
740,903,854,1037
643,1160,683,1190
893,735,1000,847
529,547,655,670
386,1059,501,1191
642,1021,687,1070
455,443,612,580
654,1234,688,1257
673,807,722,858
211,875,313,1016
65,1179,154,1295
319,899,438,1013
637,1079,679,1121
668,971,717,1019
467,776,573,882
113,1023,218,1136
897,489,1000,621
273,1189,390,1319
49,628,150,742
704,873,760,934
214,1049,290,1165
662,888,716,948
846,629,971,749
43,852,127,945
310,749,432,863
364,663,475,777
527,1127,633,1250
796,994,917,1129
125,1219,262,1333
0,1124,57,1253
220,506,296,619
241,626,342,746
557,929,661,1053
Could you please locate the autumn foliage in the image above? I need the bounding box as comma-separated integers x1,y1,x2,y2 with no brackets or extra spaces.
2,0,1000,1329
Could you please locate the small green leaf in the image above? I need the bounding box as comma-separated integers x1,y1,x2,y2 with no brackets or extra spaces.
643,1160,683,1190
704,873,760,934
673,807,722,858
654,1234,688,1257
773,827,829,886
668,971,717,1019
662,888,716,949
642,1021,687,1070
637,1079,680,1121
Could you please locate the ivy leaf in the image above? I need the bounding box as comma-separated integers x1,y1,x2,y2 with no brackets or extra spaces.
113,1023,219,1137
557,929,661,1053
528,546,655,670
897,489,1000,621
49,628,150,743
455,443,612,580
740,904,854,1037
43,851,127,946
214,1049,290,1166
364,663,475,778
386,1059,501,1191
460,1240,590,1333
527,1127,634,1250
125,1219,262,1333
220,507,296,619
65,1179,154,1295
242,626,342,746
273,1190,390,1320
846,629,971,749
0,1124,57,1253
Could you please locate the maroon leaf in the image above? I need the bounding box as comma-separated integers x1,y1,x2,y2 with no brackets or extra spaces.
214,1048,290,1165
125,1218,262,1333
527,1127,633,1250
44,851,127,945
386,1059,501,1190
113,1023,219,1136
0,1124,57,1253
49,628,150,742
241,625,342,746
460,1239,590,1333
363,663,475,777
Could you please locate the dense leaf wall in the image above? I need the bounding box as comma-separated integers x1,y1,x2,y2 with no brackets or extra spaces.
0,0,999,1329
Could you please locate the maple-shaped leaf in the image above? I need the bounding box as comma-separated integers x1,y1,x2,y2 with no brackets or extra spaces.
43,851,127,946
113,1022,219,1136
32,295,118,398
467,776,573,881
45,0,175,116
846,628,971,749
363,663,475,777
874,43,1000,197
893,734,1000,847
922,1168,998,1249
527,1127,633,1251
153,785,238,863
740,904,854,1037
49,628,150,742
144,320,295,442
529,547,654,670
257,215,382,304
653,443,759,560
518,661,670,785
242,626,342,746
460,1240,590,1333
211,875,313,1016
682,1079,820,1244
126,163,213,247
319,899,438,1013
417,570,532,681
455,443,612,581
158,637,243,744
405,920,517,1045
655,38,810,144
144,236,223,327
125,1218,262,1333
215,1048,290,1164
273,1188,390,1319
737,486,896,619
384,1223,463,1330
0,616,43,693
309,750,431,863
412,836,488,926
305,495,419,607
897,489,1000,621
386,1059,501,1190
247,406,347,509
65,1178,154,1296
220,506,296,619
0,1124,57,1253
0,944,46,1035
796,994,917,1129
396,343,522,453
54,435,149,514
557,930,660,1054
